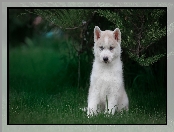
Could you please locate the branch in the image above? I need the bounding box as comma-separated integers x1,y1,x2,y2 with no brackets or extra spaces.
136,14,145,56
65,26,83,30
66,11,96,31
129,49,137,53
71,42,79,53
139,42,153,53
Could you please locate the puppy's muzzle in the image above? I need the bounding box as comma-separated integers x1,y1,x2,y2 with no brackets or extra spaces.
103,57,108,63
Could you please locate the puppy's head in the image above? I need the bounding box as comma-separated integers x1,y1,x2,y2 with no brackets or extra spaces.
93,26,121,64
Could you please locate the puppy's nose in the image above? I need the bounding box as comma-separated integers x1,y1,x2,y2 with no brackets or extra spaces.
103,57,108,62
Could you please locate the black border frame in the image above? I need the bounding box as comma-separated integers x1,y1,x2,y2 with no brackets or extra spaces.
7,6,167,125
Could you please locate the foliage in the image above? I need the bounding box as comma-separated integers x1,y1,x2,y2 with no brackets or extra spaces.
97,9,166,66
32,9,92,29
12,8,166,66
127,52,165,66
27,9,166,66
29,9,95,48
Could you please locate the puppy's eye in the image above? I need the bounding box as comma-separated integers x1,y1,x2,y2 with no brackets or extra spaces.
99,46,104,51
110,46,114,50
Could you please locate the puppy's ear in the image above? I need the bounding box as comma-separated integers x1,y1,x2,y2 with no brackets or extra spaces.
113,28,121,44
94,26,101,42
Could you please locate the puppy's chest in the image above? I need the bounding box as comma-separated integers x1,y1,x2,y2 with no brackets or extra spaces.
94,72,122,98
97,71,115,82
94,68,121,79
91,69,122,90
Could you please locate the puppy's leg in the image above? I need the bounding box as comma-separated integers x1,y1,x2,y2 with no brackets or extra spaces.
87,100,99,116
87,92,100,117
105,96,117,115
117,91,129,112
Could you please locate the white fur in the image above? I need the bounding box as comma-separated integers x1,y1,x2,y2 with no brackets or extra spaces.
87,26,129,116
104,36,108,45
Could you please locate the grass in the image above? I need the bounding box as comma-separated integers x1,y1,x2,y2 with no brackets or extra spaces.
9,40,166,124
9,90,166,124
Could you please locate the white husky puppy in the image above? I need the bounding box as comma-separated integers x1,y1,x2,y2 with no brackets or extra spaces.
87,26,129,116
